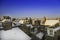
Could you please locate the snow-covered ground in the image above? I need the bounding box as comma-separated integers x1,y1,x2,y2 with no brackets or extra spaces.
0,27,31,40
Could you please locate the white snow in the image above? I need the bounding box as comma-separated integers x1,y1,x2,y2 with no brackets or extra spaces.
36,32,44,39
2,19,11,22
12,23,14,26
26,24,33,28
19,20,24,24
54,27,60,32
0,27,31,40
13,21,20,25
45,20,59,26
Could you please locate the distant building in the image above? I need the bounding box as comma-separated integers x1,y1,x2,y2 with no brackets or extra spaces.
2,16,11,20
2,19,12,30
24,17,32,24
32,19,41,26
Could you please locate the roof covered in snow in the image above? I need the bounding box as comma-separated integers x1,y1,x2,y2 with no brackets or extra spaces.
0,27,31,40
19,20,25,24
54,27,60,32
36,32,44,39
45,20,59,26
2,19,11,22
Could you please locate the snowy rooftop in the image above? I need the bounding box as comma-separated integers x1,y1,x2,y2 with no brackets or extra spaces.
0,27,31,40
2,19,11,22
19,20,25,24
54,27,60,32
36,32,44,39
45,20,59,27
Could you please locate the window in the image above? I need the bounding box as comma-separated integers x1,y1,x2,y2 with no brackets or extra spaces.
50,30,53,35
47,28,54,37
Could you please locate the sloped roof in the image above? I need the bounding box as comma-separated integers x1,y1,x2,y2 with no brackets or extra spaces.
54,27,60,32
36,32,44,39
0,27,31,40
2,19,11,22
19,20,25,24
45,20,59,26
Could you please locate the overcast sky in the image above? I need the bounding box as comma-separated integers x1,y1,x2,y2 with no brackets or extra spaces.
0,0,60,18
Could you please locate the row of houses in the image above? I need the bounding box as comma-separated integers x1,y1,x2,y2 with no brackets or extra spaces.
0,16,60,40
17,17,60,40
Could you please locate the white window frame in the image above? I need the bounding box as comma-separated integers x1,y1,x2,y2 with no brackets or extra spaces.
47,28,55,37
